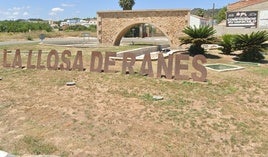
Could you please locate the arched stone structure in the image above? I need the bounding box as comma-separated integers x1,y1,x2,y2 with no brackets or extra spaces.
97,9,190,49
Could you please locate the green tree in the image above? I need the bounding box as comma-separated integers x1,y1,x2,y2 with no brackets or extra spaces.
233,31,268,62
196,8,205,17
119,0,135,10
191,8,205,17
216,7,227,24
0,21,52,32
179,26,217,56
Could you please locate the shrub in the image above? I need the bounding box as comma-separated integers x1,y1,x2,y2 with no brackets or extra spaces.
179,26,217,56
219,34,235,55
233,31,268,62
26,35,33,41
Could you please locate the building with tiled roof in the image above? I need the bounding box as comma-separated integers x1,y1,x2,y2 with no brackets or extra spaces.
227,0,268,11
226,0,268,28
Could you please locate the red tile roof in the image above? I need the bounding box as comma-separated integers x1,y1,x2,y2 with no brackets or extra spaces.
227,0,268,11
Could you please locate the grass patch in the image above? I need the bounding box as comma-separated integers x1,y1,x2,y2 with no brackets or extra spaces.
141,93,155,101
234,61,260,66
18,136,57,155
252,68,268,76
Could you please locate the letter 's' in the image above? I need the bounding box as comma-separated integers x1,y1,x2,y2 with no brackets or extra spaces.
192,55,207,82
174,54,189,80
60,50,71,70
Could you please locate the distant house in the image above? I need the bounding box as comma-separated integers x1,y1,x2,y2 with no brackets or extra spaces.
60,18,97,27
227,0,268,28
67,19,80,26
189,15,209,28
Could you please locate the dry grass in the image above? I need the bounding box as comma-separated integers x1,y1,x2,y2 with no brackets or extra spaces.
0,31,97,42
0,43,267,157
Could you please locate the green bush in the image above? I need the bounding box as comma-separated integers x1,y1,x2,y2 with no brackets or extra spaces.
65,25,96,32
0,21,52,32
26,35,33,41
219,34,235,55
233,31,268,62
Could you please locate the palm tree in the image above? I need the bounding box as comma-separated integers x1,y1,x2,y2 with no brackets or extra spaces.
119,0,135,10
233,31,268,62
180,25,217,56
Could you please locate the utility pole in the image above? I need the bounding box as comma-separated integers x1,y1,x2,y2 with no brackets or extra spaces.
212,3,215,28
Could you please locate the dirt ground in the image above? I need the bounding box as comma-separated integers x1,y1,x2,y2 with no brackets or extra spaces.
0,48,267,157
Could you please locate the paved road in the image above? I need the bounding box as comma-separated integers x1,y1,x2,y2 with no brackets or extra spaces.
0,40,39,46
0,36,169,47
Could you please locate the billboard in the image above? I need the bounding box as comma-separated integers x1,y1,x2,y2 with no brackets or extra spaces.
226,11,258,28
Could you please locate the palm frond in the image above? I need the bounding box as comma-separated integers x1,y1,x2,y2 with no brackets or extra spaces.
182,25,216,38
233,31,268,62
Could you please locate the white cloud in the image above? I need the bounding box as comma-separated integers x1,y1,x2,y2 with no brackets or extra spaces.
0,11,9,16
61,3,74,7
1,6,31,20
23,12,29,16
49,7,64,17
51,7,64,12
13,12,19,16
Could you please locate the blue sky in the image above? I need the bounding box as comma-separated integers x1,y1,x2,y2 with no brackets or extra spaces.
0,0,238,20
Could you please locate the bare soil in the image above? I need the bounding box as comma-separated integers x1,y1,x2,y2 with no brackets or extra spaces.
0,46,267,157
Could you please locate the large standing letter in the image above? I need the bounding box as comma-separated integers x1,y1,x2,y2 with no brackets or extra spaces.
104,52,116,73
157,53,173,79
27,50,36,69
192,55,207,82
3,49,11,68
90,51,103,72
12,49,22,68
37,50,45,69
47,50,59,70
174,54,189,80
140,53,153,77
73,51,84,71
60,50,71,71
122,53,136,74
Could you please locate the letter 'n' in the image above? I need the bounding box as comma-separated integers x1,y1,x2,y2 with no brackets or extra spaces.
157,53,173,79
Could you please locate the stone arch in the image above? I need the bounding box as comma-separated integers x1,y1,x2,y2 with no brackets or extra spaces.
97,9,190,49
113,22,169,46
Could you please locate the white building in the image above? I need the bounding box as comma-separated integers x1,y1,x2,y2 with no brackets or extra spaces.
227,0,268,28
189,15,209,28
60,18,97,27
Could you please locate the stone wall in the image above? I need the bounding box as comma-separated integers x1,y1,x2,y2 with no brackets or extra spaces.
97,9,190,49
215,25,268,36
